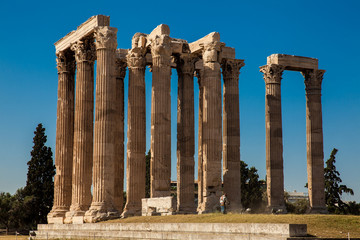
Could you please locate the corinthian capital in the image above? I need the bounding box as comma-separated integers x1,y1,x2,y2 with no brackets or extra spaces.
260,64,285,84
56,50,75,73
70,38,96,63
221,59,245,81
302,69,325,91
126,48,146,69
150,35,172,57
94,26,118,50
201,42,223,63
176,53,196,75
115,59,127,79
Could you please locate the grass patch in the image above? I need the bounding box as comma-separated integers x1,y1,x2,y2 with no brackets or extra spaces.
106,213,360,238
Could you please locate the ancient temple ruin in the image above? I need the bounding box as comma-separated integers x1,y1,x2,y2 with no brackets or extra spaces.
48,15,326,224
47,15,244,224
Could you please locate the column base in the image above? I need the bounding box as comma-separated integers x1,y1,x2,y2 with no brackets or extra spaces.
84,203,119,223
307,206,328,214
267,205,287,214
47,207,69,224
64,208,87,224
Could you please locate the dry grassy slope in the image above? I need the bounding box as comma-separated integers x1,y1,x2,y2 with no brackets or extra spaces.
106,213,360,238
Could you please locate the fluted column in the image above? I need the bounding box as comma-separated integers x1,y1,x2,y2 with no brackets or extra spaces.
114,57,126,214
176,53,196,213
302,69,327,213
84,26,119,223
260,64,286,212
150,35,172,197
122,34,147,217
222,59,244,212
63,38,96,224
198,42,223,213
48,50,75,223
196,69,204,212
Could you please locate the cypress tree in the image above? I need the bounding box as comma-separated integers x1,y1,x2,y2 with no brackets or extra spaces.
24,123,55,226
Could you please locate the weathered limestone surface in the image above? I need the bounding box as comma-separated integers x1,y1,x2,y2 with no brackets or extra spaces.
36,222,308,239
302,69,327,213
48,49,75,224
267,54,318,71
176,53,196,213
114,56,126,214
122,33,147,217
55,15,109,53
222,59,244,212
142,197,176,216
260,64,286,212
64,38,96,224
197,42,223,213
150,30,172,198
84,26,119,222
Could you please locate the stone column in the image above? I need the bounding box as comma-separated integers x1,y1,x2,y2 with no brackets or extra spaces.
122,34,147,217
222,59,244,212
150,35,172,197
302,69,327,213
176,53,196,213
260,64,286,212
196,69,204,212
198,42,223,213
114,57,126,214
63,38,95,224
84,26,119,222
48,49,75,224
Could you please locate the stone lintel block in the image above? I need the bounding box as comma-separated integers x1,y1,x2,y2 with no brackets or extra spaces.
267,54,318,71
146,24,170,47
219,46,235,60
116,48,129,60
47,217,64,224
55,15,110,53
189,32,221,54
142,196,176,216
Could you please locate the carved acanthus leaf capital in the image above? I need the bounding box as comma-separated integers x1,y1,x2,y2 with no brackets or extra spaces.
126,47,146,69
221,59,245,81
70,38,96,63
176,54,197,74
150,35,172,57
201,41,223,63
56,50,75,73
260,64,285,84
94,26,118,50
302,69,325,91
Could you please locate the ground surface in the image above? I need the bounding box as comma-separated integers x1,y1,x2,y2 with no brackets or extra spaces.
0,236,28,240
107,213,360,238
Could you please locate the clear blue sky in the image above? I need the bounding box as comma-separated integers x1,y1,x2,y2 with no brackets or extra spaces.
0,0,359,202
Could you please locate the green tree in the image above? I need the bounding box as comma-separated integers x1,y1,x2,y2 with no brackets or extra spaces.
145,150,151,198
324,148,354,214
240,160,265,211
24,123,55,226
0,192,13,233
